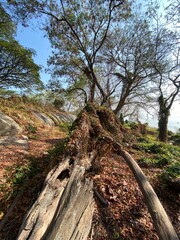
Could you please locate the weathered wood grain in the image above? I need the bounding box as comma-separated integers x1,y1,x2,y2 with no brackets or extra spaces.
118,148,179,240
17,158,93,240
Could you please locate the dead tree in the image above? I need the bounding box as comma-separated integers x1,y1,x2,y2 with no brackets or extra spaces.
16,104,179,240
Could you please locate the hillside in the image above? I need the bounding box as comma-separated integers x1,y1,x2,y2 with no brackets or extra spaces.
0,100,179,239
0,97,73,239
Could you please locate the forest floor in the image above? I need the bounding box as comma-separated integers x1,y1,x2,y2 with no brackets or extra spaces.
90,150,179,239
0,122,179,239
0,126,67,239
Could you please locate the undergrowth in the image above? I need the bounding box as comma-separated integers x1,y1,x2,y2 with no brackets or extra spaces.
0,138,68,207
169,132,180,146
162,161,180,180
134,134,180,181
0,158,40,202
59,122,72,133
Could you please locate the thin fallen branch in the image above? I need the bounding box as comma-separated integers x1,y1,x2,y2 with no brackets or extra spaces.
117,147,179,240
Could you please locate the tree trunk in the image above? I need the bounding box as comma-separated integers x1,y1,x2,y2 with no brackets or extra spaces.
158,95,170,142
113,96,126,115
16,160,94,240
17,111,95,240
117,148,179,240
89,81,95,103
158,110,169,142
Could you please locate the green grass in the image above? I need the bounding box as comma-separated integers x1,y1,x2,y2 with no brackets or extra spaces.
135,135,180,181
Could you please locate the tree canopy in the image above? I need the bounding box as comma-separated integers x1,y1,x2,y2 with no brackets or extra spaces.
0,3,43,90
5,0,180,141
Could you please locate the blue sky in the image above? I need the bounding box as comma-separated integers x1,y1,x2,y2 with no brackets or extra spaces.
16,25,52,85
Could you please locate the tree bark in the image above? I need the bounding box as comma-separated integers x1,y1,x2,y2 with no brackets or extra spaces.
158,95,170,142
113,96,126,115
17,110,94,240
158,110,169,142
89,81,96,103
117,148,179,240
113,90,130,115
17,159,94,240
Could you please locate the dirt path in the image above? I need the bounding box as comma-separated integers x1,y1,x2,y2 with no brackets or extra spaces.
0,127,66,183
0,126,66,239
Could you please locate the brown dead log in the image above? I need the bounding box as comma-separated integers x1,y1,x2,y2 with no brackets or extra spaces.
17,159,93,240
118,148,179,240
16,110,94,240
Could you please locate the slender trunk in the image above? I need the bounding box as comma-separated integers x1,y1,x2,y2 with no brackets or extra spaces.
104,78,112,109
89,81,95,103
113,96,126,115
158,109,169,142
158,95,169,142
84,65,108,105
90,68,107,104
113,82,132,115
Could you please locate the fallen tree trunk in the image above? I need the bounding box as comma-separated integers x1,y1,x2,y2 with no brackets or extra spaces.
17,160,93,240
17,111,94,240
16,104,179,240
118,148,179,240
98,135,179,240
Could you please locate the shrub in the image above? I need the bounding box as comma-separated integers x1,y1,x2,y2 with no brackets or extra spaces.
48,139,68,158
27,124,37,133
162,162,180,179
138,157,155,167
135,141,177,155
138,154,173,167
124,121,137,129
59,122,72,132
137,137,149,143
169,133,180,146
155,154,173,166
13,165,32,185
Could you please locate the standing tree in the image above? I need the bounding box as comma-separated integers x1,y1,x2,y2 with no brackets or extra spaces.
156,48,179,142
101,13,157,115
7,0,131,103
0,3,43,90
147,1,180,142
